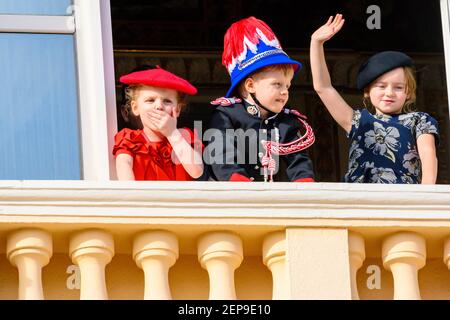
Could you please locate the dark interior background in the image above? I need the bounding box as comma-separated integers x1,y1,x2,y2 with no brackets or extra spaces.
110,0,443,52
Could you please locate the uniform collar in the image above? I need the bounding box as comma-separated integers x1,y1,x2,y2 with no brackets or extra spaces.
242,98,278,119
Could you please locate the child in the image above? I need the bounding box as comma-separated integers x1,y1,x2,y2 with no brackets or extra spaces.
310,14,439,184
206,16,315,182
113,66,205,181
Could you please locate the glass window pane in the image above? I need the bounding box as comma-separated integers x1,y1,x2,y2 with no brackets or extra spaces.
0,33,81,179
0,0,73,16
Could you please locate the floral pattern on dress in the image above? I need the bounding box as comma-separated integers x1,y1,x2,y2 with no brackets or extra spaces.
344,138,364,181
402,144,421,176
401,174,415,184
344,109,439,184
364,122,400,163
416,113,439,140
364,162,397,184
351,110,362,131
397,113,416,129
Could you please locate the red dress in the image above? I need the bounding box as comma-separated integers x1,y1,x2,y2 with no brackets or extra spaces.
113,128,201,181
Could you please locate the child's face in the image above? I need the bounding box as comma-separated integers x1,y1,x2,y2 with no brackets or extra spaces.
368,67,409,115
247,68,294,113
131,86,180,132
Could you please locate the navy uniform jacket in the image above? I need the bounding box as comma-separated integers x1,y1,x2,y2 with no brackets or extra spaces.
205,98,315,182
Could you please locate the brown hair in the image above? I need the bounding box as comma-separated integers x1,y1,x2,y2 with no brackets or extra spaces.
363,66,417,113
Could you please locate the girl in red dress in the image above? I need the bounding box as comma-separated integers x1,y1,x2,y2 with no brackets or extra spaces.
113,66,204,181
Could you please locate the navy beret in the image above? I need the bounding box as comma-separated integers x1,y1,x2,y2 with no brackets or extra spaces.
356,51,413,90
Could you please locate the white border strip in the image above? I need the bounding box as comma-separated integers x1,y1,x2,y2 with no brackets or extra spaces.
440,0,450,125
100,0,119,180
73,0,116,180
0,14,74,34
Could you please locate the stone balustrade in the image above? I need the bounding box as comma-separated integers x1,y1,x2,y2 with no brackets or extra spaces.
348,232,366,300
133,230,179,300
6,228,53,300
198,231,243,300
262,231,289,300
382,232,426,300
1,226,449,300
0,181,449,300
69,229,114,300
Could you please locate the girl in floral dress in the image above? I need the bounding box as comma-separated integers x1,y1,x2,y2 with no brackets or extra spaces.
310,14,439,184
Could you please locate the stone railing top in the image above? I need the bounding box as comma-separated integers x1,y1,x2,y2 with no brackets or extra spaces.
0,181,449,220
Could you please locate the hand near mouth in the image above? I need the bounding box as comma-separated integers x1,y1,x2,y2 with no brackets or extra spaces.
147,108,178,137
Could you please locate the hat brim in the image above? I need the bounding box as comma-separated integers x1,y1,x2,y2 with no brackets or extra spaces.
119,67,198,95
225,55,302,97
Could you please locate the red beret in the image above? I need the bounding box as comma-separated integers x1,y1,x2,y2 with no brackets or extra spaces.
119,66,197,95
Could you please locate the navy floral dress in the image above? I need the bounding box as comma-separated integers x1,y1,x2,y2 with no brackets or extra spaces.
344,109,439,184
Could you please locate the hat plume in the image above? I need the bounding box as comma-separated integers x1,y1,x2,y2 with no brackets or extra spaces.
222,16,281,74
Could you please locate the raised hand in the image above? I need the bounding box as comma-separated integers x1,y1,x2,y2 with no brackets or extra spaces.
311,14,345,43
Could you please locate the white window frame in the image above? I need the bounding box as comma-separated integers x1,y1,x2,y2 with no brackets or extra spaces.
0,14,74,33
73,0,117,180
0,0,117,180
441,0,450,127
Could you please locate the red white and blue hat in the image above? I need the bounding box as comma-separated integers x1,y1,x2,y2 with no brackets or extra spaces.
222,16,302,97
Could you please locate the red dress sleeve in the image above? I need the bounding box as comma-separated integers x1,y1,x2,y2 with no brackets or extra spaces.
113,128,148,157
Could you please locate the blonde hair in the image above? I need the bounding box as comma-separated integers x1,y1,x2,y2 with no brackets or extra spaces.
123,85,188,116
238,64,295,96
363,66,417,113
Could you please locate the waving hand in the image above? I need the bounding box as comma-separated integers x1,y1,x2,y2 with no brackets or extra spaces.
311,14,345,43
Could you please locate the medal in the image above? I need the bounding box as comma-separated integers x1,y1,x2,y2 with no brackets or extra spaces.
247,105,259,116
